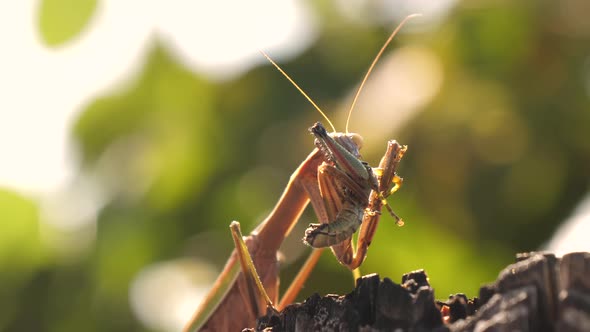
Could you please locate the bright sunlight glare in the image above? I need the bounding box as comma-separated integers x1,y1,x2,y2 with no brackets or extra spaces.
0,0,316,196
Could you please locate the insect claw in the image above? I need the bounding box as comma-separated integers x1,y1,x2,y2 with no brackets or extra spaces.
303,224,320,247
389,175,404,195
266,305,280,317
382,202,403,226
364,208,381,217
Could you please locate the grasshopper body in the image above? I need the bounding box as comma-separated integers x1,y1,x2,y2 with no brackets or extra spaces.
303,122,406,268
304,122,378,248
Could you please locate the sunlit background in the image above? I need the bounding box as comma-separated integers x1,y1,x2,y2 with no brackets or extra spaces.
1,0,589,331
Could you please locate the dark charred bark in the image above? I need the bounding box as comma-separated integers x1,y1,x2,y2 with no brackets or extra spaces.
243,252,590,332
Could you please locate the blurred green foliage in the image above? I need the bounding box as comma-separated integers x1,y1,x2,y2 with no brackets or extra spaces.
37,0,97,46
2,1,590,331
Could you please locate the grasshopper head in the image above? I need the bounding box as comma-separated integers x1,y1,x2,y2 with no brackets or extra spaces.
310,122,364,160
331,132,363,159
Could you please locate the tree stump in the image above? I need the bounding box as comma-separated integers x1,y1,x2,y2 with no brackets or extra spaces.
244,252,590,332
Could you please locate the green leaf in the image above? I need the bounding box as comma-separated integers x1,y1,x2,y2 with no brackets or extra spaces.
38,0,98,46
0,188,45,274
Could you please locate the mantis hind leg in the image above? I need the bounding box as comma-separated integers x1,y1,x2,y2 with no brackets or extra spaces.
278,248,324,310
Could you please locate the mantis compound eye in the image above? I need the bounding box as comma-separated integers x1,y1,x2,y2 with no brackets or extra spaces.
349,133,364,150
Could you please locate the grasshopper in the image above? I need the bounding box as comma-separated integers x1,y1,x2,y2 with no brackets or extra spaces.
302,121,405,269
183,14,418,332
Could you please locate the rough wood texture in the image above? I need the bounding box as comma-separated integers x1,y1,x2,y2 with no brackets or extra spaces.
244,252,590,332
452,252,590,332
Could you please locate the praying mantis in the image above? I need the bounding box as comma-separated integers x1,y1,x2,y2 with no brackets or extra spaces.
183,14,419,332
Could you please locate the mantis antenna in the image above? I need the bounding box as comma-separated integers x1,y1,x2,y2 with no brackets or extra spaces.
345,13,422,134
260,51,337,133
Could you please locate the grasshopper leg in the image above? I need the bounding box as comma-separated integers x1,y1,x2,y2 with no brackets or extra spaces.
380,174,404,226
